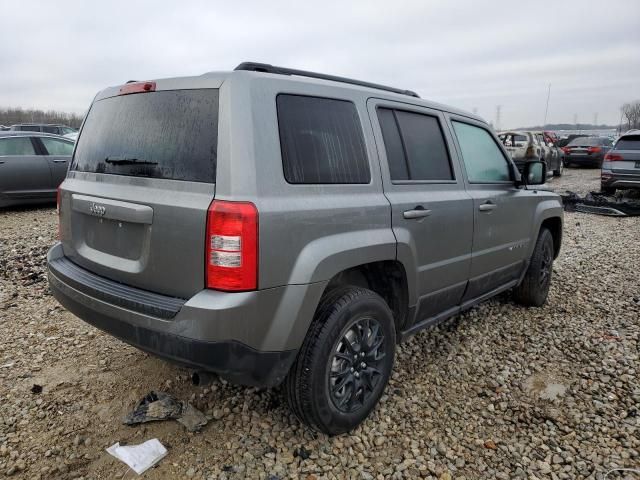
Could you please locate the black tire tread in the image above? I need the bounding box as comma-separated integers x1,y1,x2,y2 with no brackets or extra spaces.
513,228,553,307
284,286,392,434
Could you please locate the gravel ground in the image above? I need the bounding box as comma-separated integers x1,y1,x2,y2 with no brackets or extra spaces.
0,168,638,480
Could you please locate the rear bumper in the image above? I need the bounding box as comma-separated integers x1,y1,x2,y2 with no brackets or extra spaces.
565,155,602,166
601,171,640,190
47,243,326,387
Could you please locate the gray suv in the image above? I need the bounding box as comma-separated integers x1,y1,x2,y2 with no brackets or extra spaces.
47,63,563,434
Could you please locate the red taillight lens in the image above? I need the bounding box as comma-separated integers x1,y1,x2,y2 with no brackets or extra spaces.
205,200,258,291
587,146,602,154
118,81,156,95
561,147,571,154
604,153,623,161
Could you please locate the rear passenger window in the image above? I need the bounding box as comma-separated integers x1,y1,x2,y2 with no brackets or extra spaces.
40,137,74,156
377,108,453,181
276,95,370,184
0,137,36,156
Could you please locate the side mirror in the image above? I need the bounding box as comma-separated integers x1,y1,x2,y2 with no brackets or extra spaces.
523,161,546,185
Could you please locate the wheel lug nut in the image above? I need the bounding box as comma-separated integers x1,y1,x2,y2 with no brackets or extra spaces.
350,367,354,372
354,372,360,378
360,352,365,357
360,362,366,368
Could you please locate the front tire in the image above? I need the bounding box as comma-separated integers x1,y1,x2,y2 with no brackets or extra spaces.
513,228,554,307
284,287,395,435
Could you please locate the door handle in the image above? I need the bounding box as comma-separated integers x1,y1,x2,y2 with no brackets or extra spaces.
53,159,67,163
0,160,4,164
403,207,432,219
478,202,497,212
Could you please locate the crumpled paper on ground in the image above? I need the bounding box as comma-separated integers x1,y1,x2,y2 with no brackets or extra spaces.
123,391,208,432
106,438,167,475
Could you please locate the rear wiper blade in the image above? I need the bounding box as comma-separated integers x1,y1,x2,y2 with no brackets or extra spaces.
105,156,158,165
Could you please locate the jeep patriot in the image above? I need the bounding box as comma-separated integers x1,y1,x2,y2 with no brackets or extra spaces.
47,62,563,434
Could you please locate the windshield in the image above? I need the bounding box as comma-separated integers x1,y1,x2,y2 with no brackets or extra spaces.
72,89,219,182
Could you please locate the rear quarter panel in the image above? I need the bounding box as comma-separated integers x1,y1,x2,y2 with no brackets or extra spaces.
216,73,396,290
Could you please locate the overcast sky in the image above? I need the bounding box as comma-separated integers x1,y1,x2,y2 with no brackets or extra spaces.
1,0,639,128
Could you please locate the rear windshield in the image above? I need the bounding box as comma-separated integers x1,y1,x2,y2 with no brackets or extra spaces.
567,137,605,147
615,136,640,150
72,89,219,182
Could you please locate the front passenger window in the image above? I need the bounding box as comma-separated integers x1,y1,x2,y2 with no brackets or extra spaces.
452,121,511,183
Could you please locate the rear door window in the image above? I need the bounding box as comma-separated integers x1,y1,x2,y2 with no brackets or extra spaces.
72,89,219,182
42,126,58,134
40,137,75,155
377,107,453,181
276,94,370,184
0,137,37,156
452,121,511,183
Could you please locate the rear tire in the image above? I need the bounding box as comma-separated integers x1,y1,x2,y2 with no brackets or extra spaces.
513,228,554,307
601,185,616,195
284,286,395,435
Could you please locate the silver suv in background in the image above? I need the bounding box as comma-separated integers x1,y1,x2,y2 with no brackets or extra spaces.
601,130,640,193
10,124,78,136
498,131,563,177
47,63,563,434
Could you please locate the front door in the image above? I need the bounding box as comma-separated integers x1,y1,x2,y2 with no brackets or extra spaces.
368,99,473,324
447,116,537,300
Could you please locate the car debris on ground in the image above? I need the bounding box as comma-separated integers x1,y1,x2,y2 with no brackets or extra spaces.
106,438,168,475
124,391,208,432
560,190,640,216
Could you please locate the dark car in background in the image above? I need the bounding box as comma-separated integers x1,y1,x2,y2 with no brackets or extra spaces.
0,131,74,207
601,130,640,193
557,134,589,148
10,124,78,136
561,136,612,167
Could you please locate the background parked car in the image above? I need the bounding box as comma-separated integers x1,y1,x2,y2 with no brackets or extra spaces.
10,124,78,136
601,130,640,193
561,136,613,167
557,134,590,148
498,130,562,176
0,131,74,207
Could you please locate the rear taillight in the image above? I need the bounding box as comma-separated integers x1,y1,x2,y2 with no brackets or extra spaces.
205,200,258,291
587,146,602,154
604,153,623,162
561,147,571,154
56,187,61,239
118,81,156,95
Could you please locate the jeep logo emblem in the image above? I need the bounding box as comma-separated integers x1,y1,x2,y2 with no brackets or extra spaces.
89,203,106,217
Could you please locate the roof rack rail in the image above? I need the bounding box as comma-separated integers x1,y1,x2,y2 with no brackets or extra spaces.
234,62,420,98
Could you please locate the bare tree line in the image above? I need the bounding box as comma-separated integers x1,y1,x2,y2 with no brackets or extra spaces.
0,107,83,128
621,101,640,130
